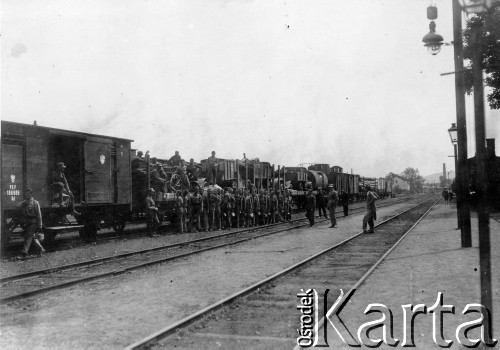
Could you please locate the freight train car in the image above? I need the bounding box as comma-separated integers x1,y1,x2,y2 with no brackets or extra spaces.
1,120,132,246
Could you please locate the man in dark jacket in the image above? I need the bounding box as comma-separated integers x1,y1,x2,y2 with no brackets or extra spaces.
17,188,45,258
306,189,316,227
317,189,328,219
327,186,339,228
340,191,350,217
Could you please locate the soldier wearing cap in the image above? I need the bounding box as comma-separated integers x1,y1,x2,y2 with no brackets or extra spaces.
209,188,221,230
169,151,182,167
52,162,79,215
251,189,260,226
327,185,339,228
186,158,199,181
145,188,160,237
207,151,218,185
188,188,202,232
200,188,209,231
244,189,254,227
17,188,45,258
258,189,269,225
175,191,185,234
305,189,316,227
234,188,244,228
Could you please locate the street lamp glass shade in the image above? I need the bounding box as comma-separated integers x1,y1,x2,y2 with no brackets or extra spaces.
457,0,492,13
448,123,458,144
422,21,444,55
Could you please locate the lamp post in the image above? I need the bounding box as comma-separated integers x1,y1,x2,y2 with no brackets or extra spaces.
423,1,472,248
424,1,493,344
448,123,460,228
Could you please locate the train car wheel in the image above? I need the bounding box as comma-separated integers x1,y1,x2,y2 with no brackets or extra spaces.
112,217,126,233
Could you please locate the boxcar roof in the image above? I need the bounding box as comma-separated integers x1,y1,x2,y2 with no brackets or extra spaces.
1,120,134,142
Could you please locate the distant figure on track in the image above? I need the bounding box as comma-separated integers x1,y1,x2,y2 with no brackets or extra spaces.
363,185,379,234
340,190,349,217
442,188,450,205
327,185,339,228
17,188,45,259
306,189,316,227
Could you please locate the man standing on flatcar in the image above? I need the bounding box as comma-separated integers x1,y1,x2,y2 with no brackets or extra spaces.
17,188,45,258
145,188,160,237
169,151,182,167
327,185,339,228
363,185,379,234
305,189,316,227
186,158,199,181
207,151,218,186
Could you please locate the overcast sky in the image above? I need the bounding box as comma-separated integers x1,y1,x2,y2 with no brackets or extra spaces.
2,0,499,178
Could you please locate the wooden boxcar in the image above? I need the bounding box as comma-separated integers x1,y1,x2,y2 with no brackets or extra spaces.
1,121,132,246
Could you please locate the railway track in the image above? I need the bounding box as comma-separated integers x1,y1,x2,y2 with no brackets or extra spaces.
125,197,437,349
0,197,416,304
4,196,410,258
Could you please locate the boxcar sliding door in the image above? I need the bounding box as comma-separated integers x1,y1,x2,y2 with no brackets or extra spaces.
84,140,112,204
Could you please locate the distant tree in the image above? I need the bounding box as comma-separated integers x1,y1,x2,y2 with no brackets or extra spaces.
402,167,425,193
384,172,398,182
462,3,500,109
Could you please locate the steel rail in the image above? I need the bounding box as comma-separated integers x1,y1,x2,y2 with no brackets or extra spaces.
1,196,411,284
0,197,418,304
125,197,437,349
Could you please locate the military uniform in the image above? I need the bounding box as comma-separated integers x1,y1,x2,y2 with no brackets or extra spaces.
209,190,221,230
17,196,44,256
269,192,278,224
189,192,202,232
363,190,379,233
258,192,269,225
207,155,218,185
306,192,316,227
145,193,160,237
200,190,209,231
170,154,182,167
251,192,260,226
234,190,244,228
327,189,339,228
175,195,185,234
317,190,328,218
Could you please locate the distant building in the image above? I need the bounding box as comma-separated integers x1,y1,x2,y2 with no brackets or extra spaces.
391,175,410,193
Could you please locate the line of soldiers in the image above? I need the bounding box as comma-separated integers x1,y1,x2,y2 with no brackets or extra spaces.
173,187,294,233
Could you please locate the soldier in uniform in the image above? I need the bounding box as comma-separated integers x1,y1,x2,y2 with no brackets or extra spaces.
269,189,278,224
234,188,244,228
200,188,209,232
327,185,339,228
340,190,350,217
151,164,167,197
17,188,45,258
188,189,202,232
306,189,316,227
244,189,254,227
258,189,268,225
251,189,260,226
317,189,328,219
169,151,182,167
186,158,199,181
283,191,291,221
207,151,218,185
175,191,185,234
131,151,147,172
363,185,379,234
182,189,189,233
52,162,79,215
208,188,219,230
145,188,160,237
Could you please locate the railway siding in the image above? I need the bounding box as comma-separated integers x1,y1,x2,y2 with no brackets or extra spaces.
0,198,425,349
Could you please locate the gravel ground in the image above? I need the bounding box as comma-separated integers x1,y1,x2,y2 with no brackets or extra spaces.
0,197,406,277
0,198,425,349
